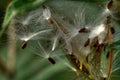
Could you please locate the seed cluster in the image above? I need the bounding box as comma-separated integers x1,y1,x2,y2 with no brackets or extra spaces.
9,0,115,80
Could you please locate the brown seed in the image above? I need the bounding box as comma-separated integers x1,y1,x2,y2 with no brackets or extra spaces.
48,57,56,64
96,44,102,53
111,27,115,34
68,54,80,69
106,52,110,59
82,64,90,75
47,18,53,24
69,54,76,64
93,36,99,47
105,15,111,25
21,41,28,49
107,0,113,9
84,38,90,47
42,5,47,9
79,28,90,33
103,78,106,80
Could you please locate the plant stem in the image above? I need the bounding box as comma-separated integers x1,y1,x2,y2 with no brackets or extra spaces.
106,17,113,80
7,19,17,79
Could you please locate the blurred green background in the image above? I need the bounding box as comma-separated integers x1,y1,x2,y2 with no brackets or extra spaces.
0,0,120,80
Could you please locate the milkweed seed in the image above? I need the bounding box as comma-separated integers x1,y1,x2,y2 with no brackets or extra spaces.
21,41,28,49
84,38,90,47
48,57,56,64
107,0,113,9
79,28,90,33
111,27,115,34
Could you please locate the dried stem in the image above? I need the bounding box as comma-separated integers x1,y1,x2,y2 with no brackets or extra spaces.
7,20,17,79
106,17,113,80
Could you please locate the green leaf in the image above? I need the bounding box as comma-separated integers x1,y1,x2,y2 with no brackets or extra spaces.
107,40,120,51
110,50,120,80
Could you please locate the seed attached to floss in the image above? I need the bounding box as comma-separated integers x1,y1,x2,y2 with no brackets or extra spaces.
48,57,56,64
82,64,90,75
110,27,115,34
42,5,53,24
93,37,101,53
92,36,105,53
93,36,99,48
103,78,106,80
107,0,113,9
79,28,90,33
21,41,28,49
47,18,53,24
96,44,103,53
84,38,90,47
68,54,80,69
106,51,110,59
